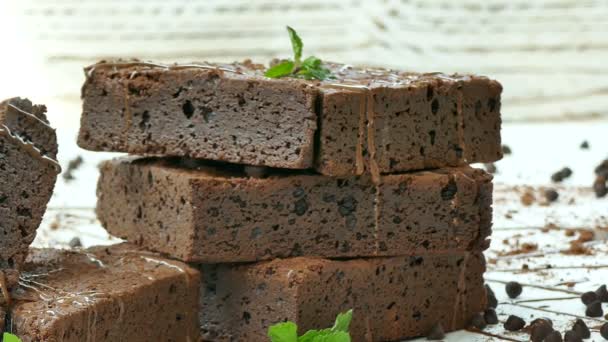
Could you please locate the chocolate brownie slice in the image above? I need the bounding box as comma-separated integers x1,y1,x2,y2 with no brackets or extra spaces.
78,61,502,175
8,243,199,341
0,98,60,301
200,252,486,341
96,156,492,263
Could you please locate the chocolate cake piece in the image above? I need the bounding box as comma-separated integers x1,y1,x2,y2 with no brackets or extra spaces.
78,61,502,175
0,98,60,300
199,252,487,341
96,156,492,263
8,243,199,342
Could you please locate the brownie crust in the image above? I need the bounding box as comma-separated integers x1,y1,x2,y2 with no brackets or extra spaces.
200,252,487,341
78,61,502,175
96,156,492,263
9,244,199,342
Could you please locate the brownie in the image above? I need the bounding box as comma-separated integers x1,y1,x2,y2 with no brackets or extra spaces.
96,156,492,263
8,243,199,342
0,98,60,300
78,60,502,176
199,252,487,341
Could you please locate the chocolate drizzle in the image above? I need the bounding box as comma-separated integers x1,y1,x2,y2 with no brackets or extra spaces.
85,60,242,78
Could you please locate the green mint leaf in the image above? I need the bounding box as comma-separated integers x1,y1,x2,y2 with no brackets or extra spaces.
331,310,353,332
298,329,325,342
3,333,23,342
268,321,298,342
301,56,322,69
286,26,303,65
311,331,351,342
265,60,295,78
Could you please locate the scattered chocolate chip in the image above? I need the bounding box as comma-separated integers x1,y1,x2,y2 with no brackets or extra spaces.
551,167,573,183
484,308,498,325
530,317,553,328
426,322,445,340
484,162,497,174
572,319,590,339
586,300,604,317
502,145,512,155
504,315,525,331
596,159,608,176
580,141,589,149
595,176,608,198
530,319,553,342
485,284,498,308
62,155,84,182
581,291,598,305
600,322,608,339
597,285,608,302
506,281,523,299
68,237,82,248
564,330,582,342
544,188,559,203
469,312,487,330
545,330,563,342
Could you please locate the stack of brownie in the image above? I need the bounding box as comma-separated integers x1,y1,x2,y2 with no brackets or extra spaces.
79,60,502,341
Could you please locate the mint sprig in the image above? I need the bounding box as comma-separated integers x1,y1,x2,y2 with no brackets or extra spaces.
3,333,22,342
268,309,353,342
265,26,333,81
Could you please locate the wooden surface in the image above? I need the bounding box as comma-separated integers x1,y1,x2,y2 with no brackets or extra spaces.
1,0,608,121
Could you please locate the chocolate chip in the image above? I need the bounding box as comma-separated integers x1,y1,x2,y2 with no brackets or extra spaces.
596,285,608,302
581,291,598,305
580,141,589,149
594,176,608,198
426,322,445,340
483,308,498,325
502,145,512,155
504,315,525,331
293,198,309,216
469,312,486,330
572,319,590,338
484,163,497,174
68,237,82,248
600,322,608,339
485,284,498,308
564,330,582,342
505,281,522,299
551,167,573,183
545,330,563,342
530,319,553,342
596,159,608,176
544,188,559,203
530,317,553,328
585,300,603,317
440,179,457,201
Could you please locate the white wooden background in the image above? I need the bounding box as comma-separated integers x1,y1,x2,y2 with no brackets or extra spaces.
1,0,608,122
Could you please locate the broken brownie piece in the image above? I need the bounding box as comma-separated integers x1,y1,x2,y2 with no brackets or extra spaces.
9,244,199,341
78,61,502,176
96,156,492,263
0,98,60,298
199,252,487,341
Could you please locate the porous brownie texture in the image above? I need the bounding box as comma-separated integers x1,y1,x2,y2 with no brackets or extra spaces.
96,156,492,263
78,61,502,175
0,98,59,297
9,244,199,342
199,252,487,341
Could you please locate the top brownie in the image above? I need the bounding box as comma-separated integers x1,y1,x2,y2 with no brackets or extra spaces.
78,60,502,176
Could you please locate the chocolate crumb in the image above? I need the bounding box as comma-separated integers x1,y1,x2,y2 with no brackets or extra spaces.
469,312,487,330
504,315,525,331
484,308,498,325
596,284,608,302
62,155,84,182
484,162,497,174
564,330,582,342
502,145,512,155
572,319,590,339
545,330,563,342
595,159,608,176
505,281,523,299
544,188,559,203
581,291,598,305
586,300,603,317
426,322,445,340
551,167,573,183
68,237,82,248
580,140,589,149
485,284,498,308
520,190,536,206
530,319,553,342
600,322,608,339
594,175,607,198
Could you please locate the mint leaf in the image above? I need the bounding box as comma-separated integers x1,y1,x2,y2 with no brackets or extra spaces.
287,26,303,65
268,321,298,342
311,331,351,342
265,60,295,78
331,310,353,332
3,333,22,342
